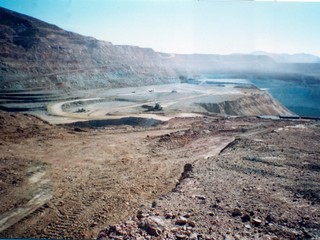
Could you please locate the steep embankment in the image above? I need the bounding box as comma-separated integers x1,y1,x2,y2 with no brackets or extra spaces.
0,7,177,90
1,7,320,91
199,92,291,116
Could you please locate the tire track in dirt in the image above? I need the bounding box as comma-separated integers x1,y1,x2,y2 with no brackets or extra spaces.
42,204,85,239
1,113,239,239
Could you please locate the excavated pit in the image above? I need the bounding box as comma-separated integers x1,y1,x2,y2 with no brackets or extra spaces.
61,117,163,128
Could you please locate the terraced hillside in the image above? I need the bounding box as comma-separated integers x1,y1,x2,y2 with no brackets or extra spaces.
2,7,320,92
0,7,177,90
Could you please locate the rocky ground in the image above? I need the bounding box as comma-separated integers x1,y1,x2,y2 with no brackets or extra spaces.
0,110,319,239
97,118,320,240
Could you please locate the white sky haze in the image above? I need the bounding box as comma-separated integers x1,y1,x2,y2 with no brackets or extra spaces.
0,0,319,56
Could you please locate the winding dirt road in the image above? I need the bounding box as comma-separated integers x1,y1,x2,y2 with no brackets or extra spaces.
46,83,244,125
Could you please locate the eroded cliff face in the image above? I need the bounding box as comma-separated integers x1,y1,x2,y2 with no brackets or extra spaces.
0,7,177,90
199,92,291,116
2,7,320,91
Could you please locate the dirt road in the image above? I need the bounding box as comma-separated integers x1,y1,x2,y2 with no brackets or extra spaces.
98,119,320,240
1,111,319,239
0,111,233,238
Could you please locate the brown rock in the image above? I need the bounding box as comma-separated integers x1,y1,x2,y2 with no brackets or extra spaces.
108,224,122,233
175,216,188,225
97,231,108,240
90,222,98,227
143,216,167,236
137,212,148,219
117,229,127,235
188,221,196,227
125,220,136,226
171,227,179,232
145,224,161,236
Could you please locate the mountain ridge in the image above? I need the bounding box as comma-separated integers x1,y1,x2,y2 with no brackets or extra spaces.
0,7,177,90
1,7,320,91
252,51,320,63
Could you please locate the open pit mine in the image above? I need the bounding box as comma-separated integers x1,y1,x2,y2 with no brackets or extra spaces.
0,7,319,240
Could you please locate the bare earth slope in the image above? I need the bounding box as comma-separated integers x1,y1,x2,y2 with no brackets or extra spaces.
1,7,320,91
0,6,319,240
0,111,319,239
0,7,177,90
98,119,320,240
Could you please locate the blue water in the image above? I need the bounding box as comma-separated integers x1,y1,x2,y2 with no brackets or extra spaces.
203,75,320,117
249,79,320,117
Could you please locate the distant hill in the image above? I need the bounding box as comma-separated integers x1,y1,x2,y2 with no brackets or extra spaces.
252,51,320,63
1,7,320,90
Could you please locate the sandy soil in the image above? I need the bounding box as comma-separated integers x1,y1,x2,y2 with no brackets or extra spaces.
0,111,230,238
1,110,319,239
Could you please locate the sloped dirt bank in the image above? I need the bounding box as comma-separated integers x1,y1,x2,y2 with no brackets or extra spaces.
1,111,319,239
199,92,291,116
1,111,231,238
98,120,320,240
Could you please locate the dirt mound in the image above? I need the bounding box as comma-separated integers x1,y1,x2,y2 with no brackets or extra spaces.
0,111,54,141
199,92,290,116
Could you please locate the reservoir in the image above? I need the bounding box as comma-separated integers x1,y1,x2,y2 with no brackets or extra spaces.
203,75,320,117
249,79,320,117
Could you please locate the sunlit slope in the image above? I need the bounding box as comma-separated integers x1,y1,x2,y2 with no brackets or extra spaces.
0,7,177,90
1,6,320,91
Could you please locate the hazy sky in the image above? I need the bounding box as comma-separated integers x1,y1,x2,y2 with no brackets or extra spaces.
1,0,320,55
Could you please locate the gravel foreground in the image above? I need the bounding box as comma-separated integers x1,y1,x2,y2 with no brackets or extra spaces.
0,111,319,239
98,119,320,240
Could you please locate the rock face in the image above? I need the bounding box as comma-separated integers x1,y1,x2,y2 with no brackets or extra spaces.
1,7,320,91
0,7,177,90
199,92,291,116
